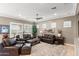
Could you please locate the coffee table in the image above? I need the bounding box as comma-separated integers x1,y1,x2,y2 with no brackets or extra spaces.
21,43,31,55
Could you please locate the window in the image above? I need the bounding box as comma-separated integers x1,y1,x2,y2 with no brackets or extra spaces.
42,24,47,29
24,24,32,34
10,22,23,38
64,21,71,27
37,24,39,28
51,22,56,28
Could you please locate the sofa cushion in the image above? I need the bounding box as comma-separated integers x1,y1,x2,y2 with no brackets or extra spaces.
16,41,25,44
9,38,16,45
0,42,4,49
23,34,31,39
2,39,11,47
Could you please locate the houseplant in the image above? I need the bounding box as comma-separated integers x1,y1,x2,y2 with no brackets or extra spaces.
32,22,37,38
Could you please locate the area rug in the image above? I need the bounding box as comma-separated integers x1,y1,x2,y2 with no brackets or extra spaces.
30,42,74,56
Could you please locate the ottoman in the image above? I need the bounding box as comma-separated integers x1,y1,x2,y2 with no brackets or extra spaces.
14,44,23,55
27,38,40,46
21,43,31,55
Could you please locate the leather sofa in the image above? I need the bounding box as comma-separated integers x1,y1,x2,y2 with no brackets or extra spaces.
23,34,33,40
0,34,32,56
0,38,26,56
16,35,27,41
27,38,40,46
38,34,56,44
0,42,32,56
23,34,40,46
16,34,33,42
0,42,19,56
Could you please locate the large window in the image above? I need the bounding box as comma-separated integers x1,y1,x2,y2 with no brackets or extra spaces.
23,24,32,34
10,22,23,38
10,22,32,38
63,21,71,27
37,24,39,28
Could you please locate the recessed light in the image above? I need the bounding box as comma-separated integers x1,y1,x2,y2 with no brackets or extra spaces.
53,13,57,15
18,14,22,17
18,14,26,19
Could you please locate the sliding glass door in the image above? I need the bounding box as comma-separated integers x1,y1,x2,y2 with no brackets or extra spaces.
23,24,32,35
10,22,32,38
10,22,23,38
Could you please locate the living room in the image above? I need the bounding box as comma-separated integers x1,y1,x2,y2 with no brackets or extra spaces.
0,3,79,56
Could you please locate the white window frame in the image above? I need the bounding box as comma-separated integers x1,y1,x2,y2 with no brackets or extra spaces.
23,24,32,34
37,24,39,28
10,22,23,38
63,21,71,28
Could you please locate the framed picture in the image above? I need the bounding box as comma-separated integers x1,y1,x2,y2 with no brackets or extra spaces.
0,25,10,34
63,21,71,28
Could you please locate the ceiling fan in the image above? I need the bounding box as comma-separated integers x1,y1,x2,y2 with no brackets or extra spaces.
34,6,56,20
35,13,43,20
51,7,56,10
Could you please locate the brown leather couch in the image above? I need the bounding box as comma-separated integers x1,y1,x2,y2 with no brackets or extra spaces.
0,36,32,56
23,34,40,46
16,34,33,42
0,37,25,56
38,34,56,44
0,42,19,56
23,34,33,40
27,38,40,46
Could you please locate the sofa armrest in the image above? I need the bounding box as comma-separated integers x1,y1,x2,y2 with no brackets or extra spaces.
16,41,25,44
4,46,18,49
0,46,19,56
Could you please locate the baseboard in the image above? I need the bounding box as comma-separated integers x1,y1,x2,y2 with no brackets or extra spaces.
64,43,74,47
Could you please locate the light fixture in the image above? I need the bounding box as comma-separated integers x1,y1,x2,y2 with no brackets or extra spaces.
51,7,56,10
18,14,26,19
35,13,43,20
53,13,57,16
18,14,22,17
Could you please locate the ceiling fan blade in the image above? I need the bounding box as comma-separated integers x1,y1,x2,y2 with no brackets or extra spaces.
51,7,56,9
35,17,43,20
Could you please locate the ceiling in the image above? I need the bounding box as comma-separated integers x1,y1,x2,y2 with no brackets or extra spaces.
0,3,77,23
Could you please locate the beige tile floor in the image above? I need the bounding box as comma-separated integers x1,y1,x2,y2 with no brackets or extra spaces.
25,42,74,56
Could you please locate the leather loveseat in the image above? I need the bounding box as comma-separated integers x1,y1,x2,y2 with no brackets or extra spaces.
0,38,24,56
38,34,56,44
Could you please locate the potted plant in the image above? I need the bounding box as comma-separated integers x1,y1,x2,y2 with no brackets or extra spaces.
32,22,37,38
